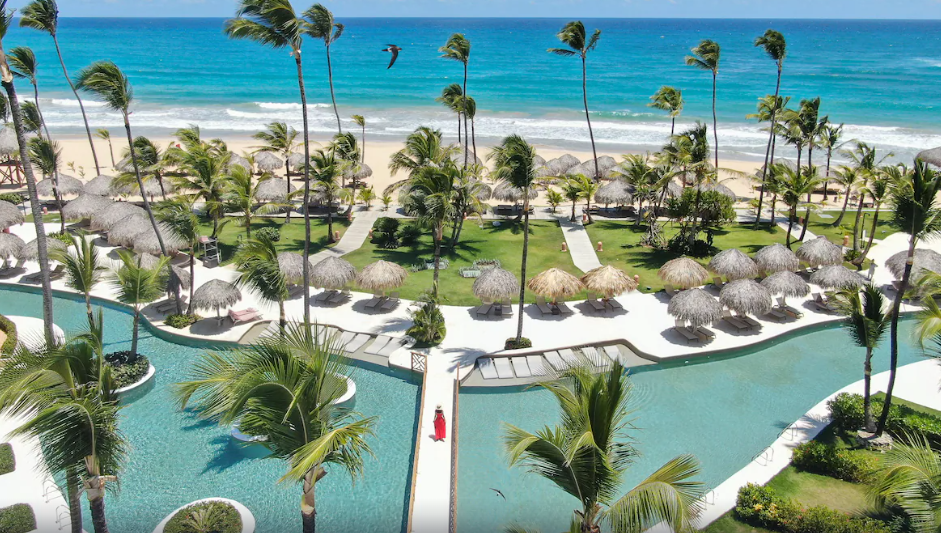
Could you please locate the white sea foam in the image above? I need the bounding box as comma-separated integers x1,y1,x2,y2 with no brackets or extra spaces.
253,102,330,110
50,98,106,108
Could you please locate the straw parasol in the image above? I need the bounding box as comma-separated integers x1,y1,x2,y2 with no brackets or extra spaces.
580,265,637,298
658,257,709,288
470,179,492,201
720,279,772,316
36,175,84,197
595,156,618,172
83,175,116,196
761,271,810,304
132,222,188,254
472,267,519,302
113,177,167,198
136,253,191,289
493,180,538,202
115,156,134,173
533,155,546,167
351,163,373,180
21,236,68,261
884,249,941,280
528,268,584,302
709,249,758,281
810,265,865,290
255,151,282,172
229,153,251,170
566,161,594,177
755,243,799,273
287,152,306,170
667,288,722,327
665,180,683,198
256,178,296,203
276,252,307,284
190,279,242,319
451,148,483,167
310,256,356,289
356,260,408,293
62,194,113,221
796,237,843,267
557,154,580,172
595,181,632,205
0,233,25,261
697,182,736,199
90,202,146,232
107,214,151,247
0,200,24,230
918,147,941,167
0,127,17,156
545,158,565,176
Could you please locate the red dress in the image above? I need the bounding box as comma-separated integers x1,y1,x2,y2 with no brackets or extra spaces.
433,410,447,441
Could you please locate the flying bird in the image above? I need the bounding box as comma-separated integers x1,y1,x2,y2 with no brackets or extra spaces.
490,488,506,500
382,44,402,69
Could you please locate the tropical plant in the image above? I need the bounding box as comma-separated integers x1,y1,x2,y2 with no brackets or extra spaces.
448,168,488,248
252,121,298,220
175,323,376,533
170,144,230,238
560,177,582,223
304,3,343,133
27,135,66,232
570,173,598,224
95,129,115,168
351,114,365,163
156,200,201,315
819,122,844,201
115,136,169,199
358,186,375,208
400,162,458,296
855,169,894,264
752,30,786,227
777,163,824,246
504,363,704,533
436,83,464,145
686,39,721,170
19,99,42,134
8,45,50,140
843,141,891,251
407,295,446,343
226,164,277,239
465,96,478,159
869,434,941,532
56,232,105,330
648,86,683,136
389,126,456,180
546,189,563,213
310,148,341,243
830,165,861,228
110,250,168,359
749,95,789,228
235,233,290,333
440,33,471,166
549,21,601,178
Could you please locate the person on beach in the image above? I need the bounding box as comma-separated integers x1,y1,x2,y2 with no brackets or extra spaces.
433,404,447,441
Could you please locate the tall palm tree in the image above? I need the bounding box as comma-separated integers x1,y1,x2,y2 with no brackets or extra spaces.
440,33,471,167
465,96,478,159
389,126,455,180
0,0,55,344
855,169,893,264
795,98,827,242
235,233,290,332
832,284,888,433
304,3,343,134
310,148,341,244
156,200,200,315
116,136,169,200
436,83,464,145
171,146,229,238
8,46,50,140
549,21,601,179
490,135,538,346
843,141,890,251
504,363,703,533
752,30,786,227
401,163,458,297
57,232,105,330
20,99,43,134
819,122,844,202
776,162,824,246
225,164,273,239
28,136,66,232
351,114,365,162
95,129,115,168
111,250,167,359
870,434,941,530
448,167,488,249
830,165,860,228
252,121,298,220
686,39,721,171
225,0,315,324
19,0,100,175
749,94,789,228
878,159,941,435
176,323,376,533
561,178,582,223
647,86,684,136
570,173,598,224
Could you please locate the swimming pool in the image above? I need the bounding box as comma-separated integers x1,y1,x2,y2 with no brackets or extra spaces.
0,287,421,533
457,321,925,532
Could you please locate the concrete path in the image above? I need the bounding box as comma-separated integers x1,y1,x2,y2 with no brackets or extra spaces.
307,209,380,265
558,216,602,273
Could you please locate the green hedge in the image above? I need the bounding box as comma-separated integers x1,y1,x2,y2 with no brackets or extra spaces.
791,441,876,483
828,392,941,446
163,501,241,533
165,314,200,329
735,483,891,533
0,314,16,356
0,504,36,533
0,444,13,476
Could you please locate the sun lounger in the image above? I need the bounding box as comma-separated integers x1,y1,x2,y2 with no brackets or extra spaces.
478,358,498,380
605,298,624,311
365,296,384,309
287,284,305,299
766,308,788,322
511,357,532,378
345,333,371,353
380,292,400,311
731,312,760,328
155,295,188,314
229,308,261,325
535,296,554,315
258,319,281,339
476,303,492,317
721,309,750,330
315,290,334,303
48,264,65,280
328,289,349,305
526,355,548,376
493,358,514,379
603,345,621,363
813,292,833,312
556,301,574,315
338,330,357,349
365,335,393,355
544,350,567,371
775,297,803,318
674,326,700,344
587,294,606,312
379,335,416,357
500,300,513,317
694,326,716,340
582,346,607,368
558,348,579,365
664,284,678,297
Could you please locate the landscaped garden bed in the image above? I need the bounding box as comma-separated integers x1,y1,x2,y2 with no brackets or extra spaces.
0,504,36,533
106,351,152,390
0,443,14,476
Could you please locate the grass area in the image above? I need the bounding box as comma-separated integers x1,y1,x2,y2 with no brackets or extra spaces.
0,504,35,533
803,209,900,245
0,444,13,476
198,216,349,264
343,219,583,306
702,515,774,533
873,391,941,419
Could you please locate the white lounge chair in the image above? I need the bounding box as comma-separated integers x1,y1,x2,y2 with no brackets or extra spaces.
603,345,621,364
478,358,498,379
582,346,607,368
511,357,532,378
493,358,514,379
338,331,356,350
345,333,371,353
500,300,513,317
378,335,416,357
558,348,579,365
544,350,567,371
526,355,548,376
365,335,393,355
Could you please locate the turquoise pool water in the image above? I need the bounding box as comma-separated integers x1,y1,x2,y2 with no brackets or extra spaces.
457,322,925,532
0,287,421,533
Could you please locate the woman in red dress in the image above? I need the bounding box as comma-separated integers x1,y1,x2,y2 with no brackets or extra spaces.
433,404,446,441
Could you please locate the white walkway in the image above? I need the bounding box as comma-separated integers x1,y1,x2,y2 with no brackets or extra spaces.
307,209,380,265
558,217,602,273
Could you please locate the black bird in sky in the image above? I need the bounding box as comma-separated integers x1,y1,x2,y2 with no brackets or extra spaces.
383,44,402,69
490,488,506,500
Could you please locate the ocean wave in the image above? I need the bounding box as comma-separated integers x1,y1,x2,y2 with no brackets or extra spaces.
253,102,330,110
915,58,941,68
50,98,106,108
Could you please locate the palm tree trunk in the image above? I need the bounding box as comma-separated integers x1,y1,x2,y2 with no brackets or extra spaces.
581,55,599,179
570,200,577,222
786,206,795,246
131,307,140,358
711,71,719,172
284,156,293,223
462,62,468,169
823,150,833,202
301,470,317,533
516,195,530,343
188,249,195,315
452,215,466,249
432,224,443,298
86,477,109,533
66,467,82,533
51,35,99,176
326,45,341,134
279,299,286,335
852,192,866,251
754,67,782,230
878,242,914,435
296,56,313,325
832,186,852,227
471,116,477,162
32,82,51,141
156,173,167,201
798,205,811,242
584,197,592,224
864,347,875,433
326,202,335,244
857,206,881,264
670,116,675,136
55,182,65,233
106,137,115,168
456,112,461,145
85,294,94,331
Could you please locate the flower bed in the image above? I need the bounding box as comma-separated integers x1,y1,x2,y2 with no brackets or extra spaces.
153,498,254,533
106,351,151,389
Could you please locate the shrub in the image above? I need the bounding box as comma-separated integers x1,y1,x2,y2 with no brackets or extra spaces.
735,483,892,533
0,504,36,533
504,337,532,350
397,224,422,246
791,441,875,483
165,314,200,329
0,443,14,476
255,226,280,243
48,231,74,245
374,217,400,235
827,393,866,431
828,393,941,446
105,352,150,389
407,299,446,344
0,314,17,356
0,193,24,204
163,501,241,533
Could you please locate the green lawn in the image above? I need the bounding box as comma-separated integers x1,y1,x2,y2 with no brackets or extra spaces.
343,219,583,306
803,209,900,245
199,216,349,264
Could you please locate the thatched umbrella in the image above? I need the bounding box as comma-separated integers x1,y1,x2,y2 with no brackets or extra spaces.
470,179,492,201
557,154,580,172
190,279,242,319
113,178,166,198
720,279,772,316
356,260,408,293
255,151,282,172
0,233,25,262
257,177,296,202
545,158,565,176
351,163,373,180
755,243,799,274
580,265,637,298
21,236,67,261
709,249,758,281
451,149,483,167
918,147,941,167
697,182,736,199
528,268,584,302
884,249,941,280
493,180,538,202
115,156,134,173
0,200,23,230
533,155,546,167
473,267,519,302
277,252,307,284
107,214,151,247
667,288,722,327
132,222,188,254
287,152,305,170
310,256,356,289
90,203,146,232
136,253,191,289
83,175,116,196
62,194,113,221
0,127,17,156
658,257,709,288
761,271,809,305
796,237,843,267
36,175,84,197
665,180,683,198
229,153,251,170
595,156,617,172
566,161,594,177
595,181,632,205
810,265,865,290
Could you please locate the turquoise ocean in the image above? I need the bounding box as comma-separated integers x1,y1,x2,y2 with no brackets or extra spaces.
5,17,941,161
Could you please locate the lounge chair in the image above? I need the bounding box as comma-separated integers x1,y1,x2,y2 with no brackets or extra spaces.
511,357,532,378
258,319,281,340
775,297,804,318
587,293,607,312
526,355,548,376
544,350,567,371
327,289,349,305
535,296,554,316
500,300,513,317
378,335,416,357
229,308,261,325
558,348,579,365
476,303,493,317
338,330,357,350
766,308,788,322
0,259,25,277
582,346,607,368
721,309,750,330
380,292,400,311
605,298,624,311
315,290,334,303
478,358,499,380
48,264,65,280
556,300,574,315
287,284,305,299
664,284,678,297
365,295,384,309
813,292,834,312
694,325,716,340
493,358,514,379
345,333,371,353
673,318,700,344
734,312,761,328
602,345,621,364
711,276,725,290
365,335,394,355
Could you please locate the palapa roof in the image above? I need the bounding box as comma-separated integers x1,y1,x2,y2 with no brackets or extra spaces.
760,270,810,298
595,155,618,172
113,177,167,198
0,200,24,230
229,153,251,170
107,213,151,247
190,279,242,313
254,151,283,171
755,243,799,273
667,288,722,326
0,127,17,156
533,155,546,167
287,152,306,170
810,265,865,290
62,194,113,221
709,249,758,280
557,154,581,172
451,148,483,167
595,181,632,205
665,180,683,198
90,203,147,232
472,267,519,301
356,260,408,291
580,264,637,298
796,237,843,267
720,279,772,316
277,252,307,284
492,180,537,202
36,174,84,197
658,257,709,288
136,253,191,289
0,233,25,259
884,249,941,280
696,182,736,199
21,236,68,261
310,256,356,289
132,221,189,255
256,177,296,202
918,146,941,167
83,175,116,196
527,268,584,299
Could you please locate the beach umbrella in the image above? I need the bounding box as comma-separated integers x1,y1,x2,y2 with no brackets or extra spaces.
918,147,941,167
62,194,113,221
255,151,282,172
533,155,546,167
595,156,618,172
528,268,584,302
356,260,408,293
492,180,537,202
107,214,151,247
566,161,593,177
535,165,555,179
190,279,242,318
136,253,191,290
884,249,941,280
580,265,637,298
115,156,134,173
469,179,492,201
697,182,736,199
90,202,146,232
810,265,865,290
755,243,799,274
720,279,772,316
287,152,305,170
472,267,519,302
761,271,810,304
351,163,373,180
21,236,68,261
113,177,167,198
545,158,565,176
310,256,356,290
256,177,296,203
83,175,116,196
229,153,251,171
0,233,25,261
796,237,843,267
0,127,17,156
709,249,758,281
451,148,483,167
36,175,83,197
132,221,188,255
557,154,580,172
0,200,23,230
595,181,632,205
667,288,722,327
665,180,683,198
276,252,307,284
658,257,709,288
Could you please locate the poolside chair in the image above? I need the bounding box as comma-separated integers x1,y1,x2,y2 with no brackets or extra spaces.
478,358,499,380
500,300,514,317
344,333,371,353
556,298,574,315
364,295,384,309
558,348,580,365
664,284,679,297
380,292,400,311
693,325,716,340
775,297,803,318
602,345,622,364
287,284,305,299
535,296,554,316
734,311,761,328
813,292,834,312
673,318,700,344
543,351,567,371
365,335,394,355
721,309,750,331
155,295,188,314
765,307,788,322
586,293,606,312
605,298,624,311
229,308,261,325
378,335,416,357
711,276,725,290
476,302,493,317
327,289,350,305
48,264,65,280
315,290,334,303
511,357,532,378
581,346,607,369
338,330,357,350
526,355,549,376
493,358,514,379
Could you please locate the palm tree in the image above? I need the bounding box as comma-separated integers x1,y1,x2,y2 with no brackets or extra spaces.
400,163,458,297
225,164,273,239
351,114,365,163
749,94,789,228
57,232,105,330
8,46,50,140
843,141,891,252
561,178,582,223
647,86,684,136
436,83,464,145
20,99,43,135
116,136,169,200
389,126,456,180
870,434,941,530
570,173,598,224
252,121,298,220
776,162,824,246
830,165,860,228
0,0,55,344
614,154,657,226
465,96,478,160
795,98,827,242
490,135,538,346
831,284,888,433
819,122,844,202
310,148,341,244
449,168,488,249
19,0,100,175
330,131,359,189
235,234,290,332
855,170,892,265
175,324,376,533
686,39,721,171
549,21,601,179
225,0,315,324
440,33,471,167
357,186,375,208
95,129,115,168
156,200,201,315
752,30,786,227
504,363,703,533
171,146,229,238
27,136,66,232
304,4,343,134
111,250,167,359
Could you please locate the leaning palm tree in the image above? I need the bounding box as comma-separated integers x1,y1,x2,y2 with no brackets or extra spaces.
686,39,721,171
172,146,230,238
176,323,376,533
56,232,105,330
436,83,464,145
225,0,314,323
28,135,67,232
389,126,456,181
819,122,844,202
304,3,343,134
855,170,893,264
351,114,365,163
830,165,861,228
648,85,684,136
0,0,55,344
440,33,471,167
465,96,478,159
225,164,273,239
235,234,290,332
253,121,297,220
776,162,824,246
156,199,201,314
95,129,115,168
870,434,941,531
549,21,602,179
110,250,168,359
401,163,458,296
752,30,786,226
504,363,704,533
19,0,100,175
8,46,50,140
748,94,789,228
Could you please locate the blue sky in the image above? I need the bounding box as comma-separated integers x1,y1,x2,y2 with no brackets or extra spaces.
19,0,941,18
